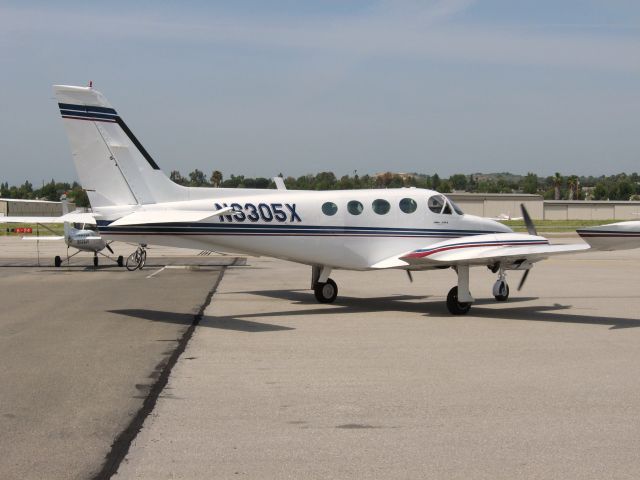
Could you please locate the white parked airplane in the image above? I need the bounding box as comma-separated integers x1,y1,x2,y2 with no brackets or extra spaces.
52,84,589,314
0,199,123,267
577,221,640,251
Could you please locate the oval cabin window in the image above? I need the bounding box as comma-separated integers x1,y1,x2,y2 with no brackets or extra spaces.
347,200,364,215
372,199,391,215
399,198,417,214
322,202,338,216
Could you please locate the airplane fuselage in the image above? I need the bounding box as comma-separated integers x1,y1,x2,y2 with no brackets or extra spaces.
66,227,106,253
95,188,511,270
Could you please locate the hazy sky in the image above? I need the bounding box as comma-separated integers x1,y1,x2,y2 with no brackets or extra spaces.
1,0,639,185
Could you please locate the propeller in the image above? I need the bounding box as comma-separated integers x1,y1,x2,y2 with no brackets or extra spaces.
406,270,413,283
517,269,530,291
517,203,539,290
105,242,114,254
520,203,537,236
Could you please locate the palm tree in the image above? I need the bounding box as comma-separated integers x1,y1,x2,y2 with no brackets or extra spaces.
210,170,223,188
567,176,576,200
553,172,562,200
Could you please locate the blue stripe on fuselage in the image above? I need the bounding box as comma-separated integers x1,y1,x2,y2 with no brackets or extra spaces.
96,221,502,237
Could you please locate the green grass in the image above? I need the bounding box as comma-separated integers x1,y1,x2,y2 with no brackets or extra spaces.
502,219,617,232
1,223,64,236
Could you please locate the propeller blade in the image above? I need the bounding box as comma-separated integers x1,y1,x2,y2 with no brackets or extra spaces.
520,204,537,236
517,269,530,291
105,243,114,254
406,270,413,283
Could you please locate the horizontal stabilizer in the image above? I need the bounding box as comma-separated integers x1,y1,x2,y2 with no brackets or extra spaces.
109,207,233,226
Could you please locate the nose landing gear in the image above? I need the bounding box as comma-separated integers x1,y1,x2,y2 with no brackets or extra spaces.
492,270,510,302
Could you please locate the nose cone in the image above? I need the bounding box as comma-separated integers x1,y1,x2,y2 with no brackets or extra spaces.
487,218,513,233
464,214,513,233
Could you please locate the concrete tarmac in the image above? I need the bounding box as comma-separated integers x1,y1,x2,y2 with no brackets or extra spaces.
0,263,228,479
113,247,640,479
4,236,640,479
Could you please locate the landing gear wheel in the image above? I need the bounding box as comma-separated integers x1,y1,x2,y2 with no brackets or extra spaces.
493,281,509,302
314,278,338,303
93,255,99,267
54,255,61,268
446,286,471,315
117,255,124,267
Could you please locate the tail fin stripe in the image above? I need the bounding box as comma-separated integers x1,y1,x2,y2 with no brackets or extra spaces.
58,103,117,115
57,102,160,170
114,117,161,170
61,111,118,121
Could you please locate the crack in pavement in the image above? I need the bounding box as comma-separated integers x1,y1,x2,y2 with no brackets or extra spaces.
92,266,227,480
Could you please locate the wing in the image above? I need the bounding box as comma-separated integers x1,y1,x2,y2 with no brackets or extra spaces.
0,212,95,225
108,206,233,227
372,233,589,269
21,236,65,241
0,216,64,224
577,221,640,251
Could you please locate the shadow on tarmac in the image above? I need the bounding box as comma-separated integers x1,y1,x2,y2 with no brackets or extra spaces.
224,289,640,330
109,309,295,332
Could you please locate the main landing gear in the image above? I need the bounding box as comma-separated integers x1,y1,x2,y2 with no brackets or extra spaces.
446,264,515,315
446,264,474,315
311,265,338,303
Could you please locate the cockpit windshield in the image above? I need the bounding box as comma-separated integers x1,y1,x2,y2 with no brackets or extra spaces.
427,195,446,214
448,198,464,215
73,222,97,230
428,195,464,215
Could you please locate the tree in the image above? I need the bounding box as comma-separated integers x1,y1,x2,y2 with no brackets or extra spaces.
449,174,468,191
69,185,90,208
314,172,337,190
593,182,608,200
188,169,208,187
431,173,441,190
553,172,562,200
567,176,576,200
169,170,186,185
521,172,538,195
210,170,223,188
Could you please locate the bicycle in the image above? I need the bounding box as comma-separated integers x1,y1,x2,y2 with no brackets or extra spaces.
126,245,147,271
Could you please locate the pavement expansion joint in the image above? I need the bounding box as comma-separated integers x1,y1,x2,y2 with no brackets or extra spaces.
91,266,228,480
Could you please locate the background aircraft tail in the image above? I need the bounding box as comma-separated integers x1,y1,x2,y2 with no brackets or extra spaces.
53,85,188,208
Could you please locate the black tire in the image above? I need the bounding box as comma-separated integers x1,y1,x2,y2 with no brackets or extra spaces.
494,283,509,302
54,255,61,268
93,255,99,267
117,255,124,267
139,250,146,270
446,286,472,315
314,278,338,303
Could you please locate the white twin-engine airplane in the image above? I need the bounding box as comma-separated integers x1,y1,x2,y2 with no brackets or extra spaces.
53,84,589,314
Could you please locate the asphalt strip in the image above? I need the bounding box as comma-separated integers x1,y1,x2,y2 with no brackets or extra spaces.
92,266,228,480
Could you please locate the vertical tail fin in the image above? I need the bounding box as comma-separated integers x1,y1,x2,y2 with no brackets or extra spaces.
53,85,186,209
